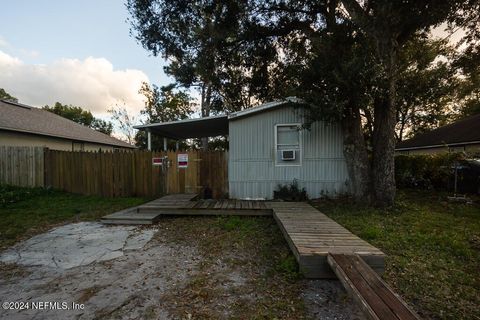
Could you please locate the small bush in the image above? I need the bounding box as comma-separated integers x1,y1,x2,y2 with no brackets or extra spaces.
273,179,308,201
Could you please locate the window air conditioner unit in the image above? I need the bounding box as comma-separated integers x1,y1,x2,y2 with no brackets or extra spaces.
281,150,296,161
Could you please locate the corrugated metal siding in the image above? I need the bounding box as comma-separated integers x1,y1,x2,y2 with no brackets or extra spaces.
229,106,349,199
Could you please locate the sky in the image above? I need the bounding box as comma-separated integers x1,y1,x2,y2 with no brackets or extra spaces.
0,0,172,118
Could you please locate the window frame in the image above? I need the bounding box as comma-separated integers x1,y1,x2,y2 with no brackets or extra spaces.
274,123,302,167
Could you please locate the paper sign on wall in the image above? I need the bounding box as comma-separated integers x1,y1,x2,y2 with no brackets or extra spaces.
177,153,188,168
152,157,163,166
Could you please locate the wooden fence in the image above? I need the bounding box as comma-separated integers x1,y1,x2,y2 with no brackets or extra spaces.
0,147,229,198
44,149,167,197
163,150,228,198
0,146,44,187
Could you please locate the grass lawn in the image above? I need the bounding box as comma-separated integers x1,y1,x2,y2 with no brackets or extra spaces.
313,189,480,320
0,185,147,250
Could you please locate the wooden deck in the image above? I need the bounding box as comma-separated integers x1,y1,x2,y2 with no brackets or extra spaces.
137,197,271,216
100,194,416,319
102,194,384,278
138,193,199,209
101,194,199,225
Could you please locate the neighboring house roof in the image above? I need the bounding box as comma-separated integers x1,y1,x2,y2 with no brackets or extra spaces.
133,97,303,139
396,113,480,151
0,100,135,148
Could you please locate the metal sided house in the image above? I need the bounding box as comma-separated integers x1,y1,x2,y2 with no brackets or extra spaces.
134,98,349,199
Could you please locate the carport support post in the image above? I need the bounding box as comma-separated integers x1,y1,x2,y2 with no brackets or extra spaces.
147,129,152,151
163,138,167,151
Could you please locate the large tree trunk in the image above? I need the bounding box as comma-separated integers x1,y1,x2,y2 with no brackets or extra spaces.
371,50,397,206
342,105,372,203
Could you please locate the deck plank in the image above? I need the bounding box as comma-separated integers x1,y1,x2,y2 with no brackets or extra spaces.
328,253,420,320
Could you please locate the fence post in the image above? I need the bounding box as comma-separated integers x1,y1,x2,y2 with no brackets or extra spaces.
43,148,49,188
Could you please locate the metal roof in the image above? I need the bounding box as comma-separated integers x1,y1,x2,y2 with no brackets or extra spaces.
133,97,302,139
228,97,301,120
133,115,229,139
0,100,135,148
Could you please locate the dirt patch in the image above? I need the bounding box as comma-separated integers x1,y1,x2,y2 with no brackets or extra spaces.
153,216,364,319
0,217,363,319
0,262,31,281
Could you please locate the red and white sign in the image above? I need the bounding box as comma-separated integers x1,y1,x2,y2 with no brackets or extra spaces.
152,157,163,166
177,153,188,168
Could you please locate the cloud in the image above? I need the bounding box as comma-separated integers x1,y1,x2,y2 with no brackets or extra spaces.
19,48,40,58
0,36,9,48
0,50,149,117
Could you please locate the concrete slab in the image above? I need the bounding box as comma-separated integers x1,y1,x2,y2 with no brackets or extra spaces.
0,222,156,269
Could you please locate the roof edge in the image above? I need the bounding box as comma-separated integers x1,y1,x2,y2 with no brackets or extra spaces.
395,140,480,151
134,114,228,130
0,126,136,149
228,96,303,120
0,99,32,109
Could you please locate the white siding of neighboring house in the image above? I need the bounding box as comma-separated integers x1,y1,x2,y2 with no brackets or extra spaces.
228,106,349,199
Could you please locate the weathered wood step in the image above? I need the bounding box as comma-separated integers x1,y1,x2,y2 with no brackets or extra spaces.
100,208,161,225
327,253,420,320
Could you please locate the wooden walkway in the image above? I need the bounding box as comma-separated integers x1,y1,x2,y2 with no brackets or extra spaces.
267,202,385,278
100,194,419,319
102,194,384,278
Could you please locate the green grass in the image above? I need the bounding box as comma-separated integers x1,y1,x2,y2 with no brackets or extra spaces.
0,185,147,249
312,190,480,320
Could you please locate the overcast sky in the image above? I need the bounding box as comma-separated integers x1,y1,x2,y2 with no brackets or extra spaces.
0,0,172,118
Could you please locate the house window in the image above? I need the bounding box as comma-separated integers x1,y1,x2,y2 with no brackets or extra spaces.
275,124,301,166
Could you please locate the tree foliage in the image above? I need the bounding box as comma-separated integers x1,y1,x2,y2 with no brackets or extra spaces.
138,82,192,123
126,0,281,113
126,0,480,206
135,82,193,149
395,37,457,141
454,45,480,119
43,102,113,135
0,88,18,103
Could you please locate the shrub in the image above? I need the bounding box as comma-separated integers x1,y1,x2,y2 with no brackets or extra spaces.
273,179,308,201
395,153,472,191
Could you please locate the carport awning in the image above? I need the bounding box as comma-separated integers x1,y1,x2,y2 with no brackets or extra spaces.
134,115,228,139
